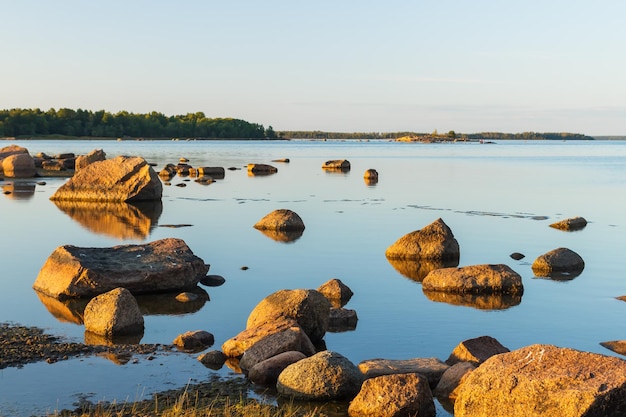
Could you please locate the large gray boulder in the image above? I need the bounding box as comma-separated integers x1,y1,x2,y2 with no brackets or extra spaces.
2,153,36,178
348,373,435,417
277,350,363,401
50,155,162,202
454,344,626,417
532,247,585,277
248,351,306,386
33,238,208,300
246,289,331,342
238,326,316,372
385,218,460,262
83,287,144,338
422,264,523,295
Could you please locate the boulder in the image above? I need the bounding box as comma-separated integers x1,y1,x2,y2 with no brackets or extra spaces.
247,163,277,174
238,326,316,372
173,330,215,352
246,289,330,342
253,209,305,231
532,247,585,277
200,275,226,287
317,278,353,308
197,350,226,370
50,155,162,202
0,144,29,163
33,238,209,300
328,308,358,332
276,350,363,401
434,362,476,401
510,252,525,260
2,153,36,178
422,264,524,295
358,358,449,389
83,287,144,337
549,216,587,231
385,218,460,262
454,344,626,417
197,166,225,179
363,168,378,180
348,373,435,417
248,351,306,386
322,159,351,170
75,149,106,171
222,318,303,358
446,335,509,366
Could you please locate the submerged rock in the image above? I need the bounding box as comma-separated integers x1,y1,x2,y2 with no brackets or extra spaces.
33,238,209,299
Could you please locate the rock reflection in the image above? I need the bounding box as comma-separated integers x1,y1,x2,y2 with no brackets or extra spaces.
423,290,522,310
255,228,304,243
52,200,163,240
36,286,209,324
387,258,459,282
533,270,583,281
2,181,36,199
84,330,143,347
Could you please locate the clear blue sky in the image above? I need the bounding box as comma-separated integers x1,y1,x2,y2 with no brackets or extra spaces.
2,1,625,135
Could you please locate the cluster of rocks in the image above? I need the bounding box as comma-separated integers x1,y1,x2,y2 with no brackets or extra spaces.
0,144,106,178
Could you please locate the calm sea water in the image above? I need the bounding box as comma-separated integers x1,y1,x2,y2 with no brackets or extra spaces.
1,139,625,416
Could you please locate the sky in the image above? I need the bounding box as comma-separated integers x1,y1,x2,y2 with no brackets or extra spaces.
2,0,626,135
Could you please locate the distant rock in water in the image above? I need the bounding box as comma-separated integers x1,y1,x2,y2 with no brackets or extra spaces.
253,209,305,231
322,159,350,171
33,238,209,300
549,216,588,231
50,155,162,202
532,247,585,278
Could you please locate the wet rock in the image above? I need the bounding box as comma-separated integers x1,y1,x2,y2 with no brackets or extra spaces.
317,278,353,308
33,238,209,299
549,216,587,231
277,351,363,401
75,149,106,171
322,159,351,171
246,289,330,342
248,351,305,386
238,327,315,372
363,168,378,180
197,350,226,369
510,252,525,260
173,330,214,352
247,163,277,174
1,153,36,178
454,344,626,417
197,166,225,179
532,247,585,277
50,155,162,202
348,373,435,417
200,274,225,287
385,218,460,262
358,357,449,390
83,288,144,338
434,361,476,401
422,264,523,295
446,335,509,366
253,209,305,231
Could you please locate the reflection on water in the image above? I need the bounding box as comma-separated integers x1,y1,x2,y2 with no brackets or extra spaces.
52,200,163,240
36,286,209,324
422,290,522,310
533,270,584,281
387,258,459,282
255,228,304,243
84,330,143,347
1,181,36,199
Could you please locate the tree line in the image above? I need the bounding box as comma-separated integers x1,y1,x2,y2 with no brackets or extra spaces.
0,108,276,139
279,130,594,141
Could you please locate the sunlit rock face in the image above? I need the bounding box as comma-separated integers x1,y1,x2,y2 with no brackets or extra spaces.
50,155,162,202
52,200,162,240
83,287,144,338
422,264,524,296
33,238,209,300
385,218,460,262
2,153,36,178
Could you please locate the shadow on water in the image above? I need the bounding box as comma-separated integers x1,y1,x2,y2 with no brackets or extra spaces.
35,286,209,324
52,200,163,240
422,290,522,310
